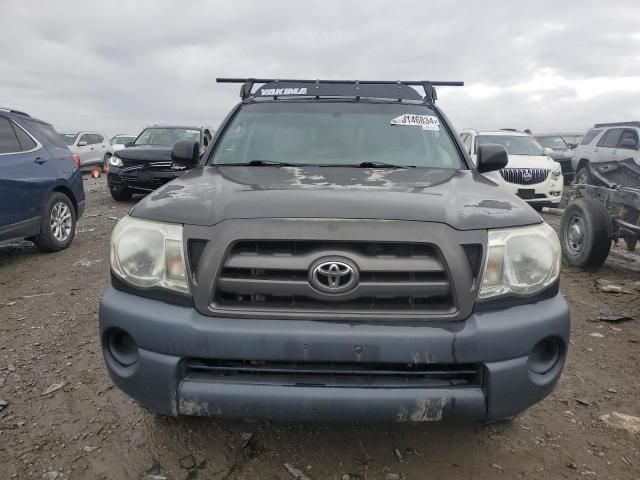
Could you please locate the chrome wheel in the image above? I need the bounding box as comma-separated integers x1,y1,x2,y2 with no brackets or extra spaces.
50,202,72,242
564,214,585,255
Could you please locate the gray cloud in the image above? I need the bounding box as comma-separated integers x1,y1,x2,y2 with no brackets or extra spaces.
1,0,639,137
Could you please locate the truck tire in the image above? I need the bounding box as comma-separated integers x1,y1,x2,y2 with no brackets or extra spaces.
561,197,611,268
110,187,133,201
35,192,77,252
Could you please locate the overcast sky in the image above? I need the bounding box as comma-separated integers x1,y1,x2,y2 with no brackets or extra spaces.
2,0,639,138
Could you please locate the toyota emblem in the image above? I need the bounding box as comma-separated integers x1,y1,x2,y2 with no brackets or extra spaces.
309,258,359,294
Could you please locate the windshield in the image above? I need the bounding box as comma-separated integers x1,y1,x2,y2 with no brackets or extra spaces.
562,135,582,146
61,134,77,145
476,135,544,156
210,102,463,168
536,136,568,150
133,128,200,146
112,136,135,145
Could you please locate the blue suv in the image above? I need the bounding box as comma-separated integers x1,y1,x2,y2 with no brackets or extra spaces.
0,108,85,251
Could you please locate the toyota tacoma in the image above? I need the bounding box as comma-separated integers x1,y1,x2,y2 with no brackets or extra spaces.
99,78,570,422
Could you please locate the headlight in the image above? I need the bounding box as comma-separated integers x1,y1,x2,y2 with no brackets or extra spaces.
478,223,560,300
110,216,189,295
110,155,123,167
550,163,562,179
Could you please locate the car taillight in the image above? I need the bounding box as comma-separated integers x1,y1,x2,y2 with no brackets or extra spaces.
71,153,80,167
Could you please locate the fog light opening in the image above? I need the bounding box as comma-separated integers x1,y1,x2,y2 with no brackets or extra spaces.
528,337,561,375
107,329,139,367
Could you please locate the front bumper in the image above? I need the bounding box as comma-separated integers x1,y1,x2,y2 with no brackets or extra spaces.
498,175,564,204
107,167,184,193
99,286,570,422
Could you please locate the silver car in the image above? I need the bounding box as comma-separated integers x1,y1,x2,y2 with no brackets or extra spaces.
61,132,114,169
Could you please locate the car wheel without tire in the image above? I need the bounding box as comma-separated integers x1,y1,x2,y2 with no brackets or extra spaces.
574,164,593,185
560,197,611,268
35,192,76,252
110,187,133,201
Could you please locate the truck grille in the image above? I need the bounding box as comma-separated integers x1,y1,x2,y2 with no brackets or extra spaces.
500,168,549,185
185,359,482,388
213,240,455,317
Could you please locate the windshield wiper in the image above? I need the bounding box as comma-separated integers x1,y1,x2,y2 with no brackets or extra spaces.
217,160,304,167
355,161,416,169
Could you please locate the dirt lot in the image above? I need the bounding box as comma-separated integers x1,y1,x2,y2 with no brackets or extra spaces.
1,176,639,480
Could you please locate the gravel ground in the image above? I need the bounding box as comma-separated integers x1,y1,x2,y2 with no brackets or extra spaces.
1,176,639,480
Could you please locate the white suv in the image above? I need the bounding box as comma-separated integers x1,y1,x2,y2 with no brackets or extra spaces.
571,122,640,184
60,131,114,169
460,129,563,207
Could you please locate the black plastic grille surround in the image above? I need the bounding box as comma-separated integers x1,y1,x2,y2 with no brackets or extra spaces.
213,240,455,315
185,358,482,388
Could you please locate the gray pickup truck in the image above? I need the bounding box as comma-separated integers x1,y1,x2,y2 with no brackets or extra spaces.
99,78,569,423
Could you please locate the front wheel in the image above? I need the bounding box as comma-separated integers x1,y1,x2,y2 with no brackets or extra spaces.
35,192,76,252
560,198,611,268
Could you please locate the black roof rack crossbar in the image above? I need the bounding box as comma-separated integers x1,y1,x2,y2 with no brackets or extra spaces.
216,78,464,103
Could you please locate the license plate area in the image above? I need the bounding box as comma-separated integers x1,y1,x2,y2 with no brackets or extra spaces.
517,188,535,199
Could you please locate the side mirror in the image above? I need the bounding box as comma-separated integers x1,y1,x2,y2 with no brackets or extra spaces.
477,144,508,173
124,141,133,148
544,147,554,156
77,141,87,147
620,138,638,150
567,143,577,149
171,139,200,167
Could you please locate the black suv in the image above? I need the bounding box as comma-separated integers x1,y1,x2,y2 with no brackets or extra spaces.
107,125,213,200
99,79,569,422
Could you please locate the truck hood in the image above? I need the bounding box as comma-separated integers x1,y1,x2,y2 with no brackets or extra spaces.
131,166,541,230
114,145,172,162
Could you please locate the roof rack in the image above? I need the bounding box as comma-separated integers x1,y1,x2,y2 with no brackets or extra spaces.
594,121,640,128
216,78,463,103
0,107,30,117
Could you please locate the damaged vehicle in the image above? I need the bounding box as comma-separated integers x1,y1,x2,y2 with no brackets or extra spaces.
107,125,213,201
562,122,640,264
99,78,569,422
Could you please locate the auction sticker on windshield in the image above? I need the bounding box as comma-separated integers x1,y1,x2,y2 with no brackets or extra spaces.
390,114,440,131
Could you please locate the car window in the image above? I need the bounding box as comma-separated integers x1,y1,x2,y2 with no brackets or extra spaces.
618,129,639,149
61,134,78,145
211,102,463,169
21,120,68,149
12,122,37,151
79,134,91,144
536,136,568,150
598,128,624,148
476,135,544,156
87,134,101,145
134,128,201,146
0,117,22,154
112,136,134,145
580,129,601,145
